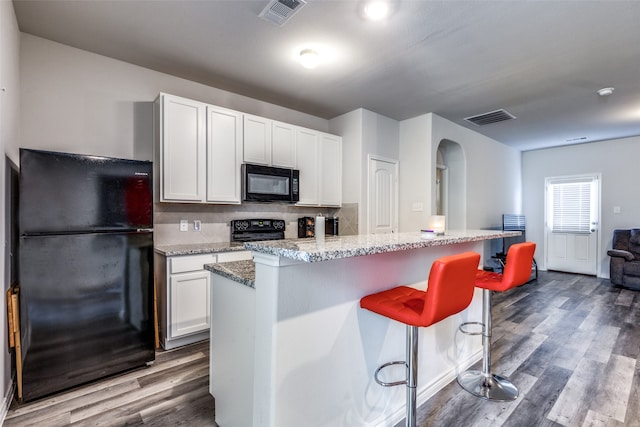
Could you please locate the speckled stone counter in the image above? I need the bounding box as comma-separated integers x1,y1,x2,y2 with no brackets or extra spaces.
205,260,255,288
154,242,244,256
244,229,520,262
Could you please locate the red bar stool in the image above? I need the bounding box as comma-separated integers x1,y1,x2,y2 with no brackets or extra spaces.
360,251,481,427
457,241,536,401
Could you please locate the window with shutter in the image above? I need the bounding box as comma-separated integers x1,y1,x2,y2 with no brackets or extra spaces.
548,177,596,234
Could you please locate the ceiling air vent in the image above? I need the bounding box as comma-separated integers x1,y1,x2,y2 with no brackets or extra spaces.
259,0,307,26
464,109,516,127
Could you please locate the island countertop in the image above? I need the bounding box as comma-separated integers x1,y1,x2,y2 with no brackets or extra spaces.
211,229,518,426
205,260,255,288
243,229,520,262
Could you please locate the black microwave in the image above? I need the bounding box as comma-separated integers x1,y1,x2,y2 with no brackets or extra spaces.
242,163,299,203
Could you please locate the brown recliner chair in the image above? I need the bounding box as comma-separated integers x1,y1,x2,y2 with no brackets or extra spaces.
607,229,640,290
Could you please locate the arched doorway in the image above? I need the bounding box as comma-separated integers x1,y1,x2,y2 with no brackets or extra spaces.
436,140,466,230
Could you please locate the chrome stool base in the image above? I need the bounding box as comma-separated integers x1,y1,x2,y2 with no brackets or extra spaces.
373,326,418,427
457,370,518,402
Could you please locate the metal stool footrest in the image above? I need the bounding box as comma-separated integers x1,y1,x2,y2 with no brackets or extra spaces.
457,370,519,401
459,321,484,336
374,361,407,387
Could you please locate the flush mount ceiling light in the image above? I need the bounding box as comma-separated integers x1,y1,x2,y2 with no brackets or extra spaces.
597,87,615,96
364,0,390,21
299,48,320,69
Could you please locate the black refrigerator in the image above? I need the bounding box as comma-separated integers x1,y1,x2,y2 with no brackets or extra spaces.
18,148,155,402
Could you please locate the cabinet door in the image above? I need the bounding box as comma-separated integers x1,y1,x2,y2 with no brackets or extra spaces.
271,121,296,168
295,128,319,206
319,133,342,207
243,114,271,165
161,94,206,202
207,106,243,204
169,270,211,338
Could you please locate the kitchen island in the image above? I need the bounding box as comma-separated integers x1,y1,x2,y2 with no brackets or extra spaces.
206,230,519,427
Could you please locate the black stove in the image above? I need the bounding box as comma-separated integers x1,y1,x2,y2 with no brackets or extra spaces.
230,218,286,245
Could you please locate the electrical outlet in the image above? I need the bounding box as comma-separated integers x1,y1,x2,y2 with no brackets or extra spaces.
179,220,188,232
613,206,621,214
194,220,201,231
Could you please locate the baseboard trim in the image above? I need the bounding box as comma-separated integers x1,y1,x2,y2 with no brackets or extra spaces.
0,378,16,425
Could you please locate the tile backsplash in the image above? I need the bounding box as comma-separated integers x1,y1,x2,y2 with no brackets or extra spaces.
154,202,358,246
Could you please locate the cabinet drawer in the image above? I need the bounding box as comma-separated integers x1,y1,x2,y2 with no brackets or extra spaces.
170,254,218,274
216,251,253,263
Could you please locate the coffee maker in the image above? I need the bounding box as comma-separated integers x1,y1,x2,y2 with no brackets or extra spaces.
298,216,339,238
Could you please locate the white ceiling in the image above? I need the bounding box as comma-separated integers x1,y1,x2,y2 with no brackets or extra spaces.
12,0,640,151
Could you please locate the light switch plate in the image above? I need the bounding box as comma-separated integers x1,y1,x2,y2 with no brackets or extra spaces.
179,220,188,232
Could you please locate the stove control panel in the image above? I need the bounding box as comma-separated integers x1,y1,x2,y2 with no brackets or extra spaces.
231,219,286,233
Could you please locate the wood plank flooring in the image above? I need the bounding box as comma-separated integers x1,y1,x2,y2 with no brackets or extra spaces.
405,271,640,427
4,271,640,426
3,341,217,427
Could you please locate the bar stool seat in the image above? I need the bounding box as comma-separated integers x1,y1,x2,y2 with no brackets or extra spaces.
360,251,481,427
457,241,536,402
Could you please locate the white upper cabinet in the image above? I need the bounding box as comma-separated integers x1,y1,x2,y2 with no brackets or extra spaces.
243,116,296,169
294,128,342,207
207,106,243,204
156,93,242,204
158,94,206,202
157,93,339,206
271,121,296,168
295,128,320,206
319,133,342,207
243,114,271,165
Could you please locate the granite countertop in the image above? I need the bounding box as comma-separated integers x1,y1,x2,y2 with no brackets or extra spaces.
155,242,246,256
205,260,255,288
244,229,521,263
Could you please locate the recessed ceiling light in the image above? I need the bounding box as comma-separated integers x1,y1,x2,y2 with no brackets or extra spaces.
299,49,320,69
597,87,614,96
364,1,389,21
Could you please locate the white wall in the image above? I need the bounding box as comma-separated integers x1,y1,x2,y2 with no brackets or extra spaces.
15,33,329,165
522,136,640,277
17,33,337,247
329,109,362,205
399,114,433,231
0,0,21,420
330,108,399,234
399,113,521,235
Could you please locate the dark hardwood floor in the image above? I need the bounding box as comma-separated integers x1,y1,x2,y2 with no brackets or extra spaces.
4,341,217,427
4,271,639,426
405,270,640,427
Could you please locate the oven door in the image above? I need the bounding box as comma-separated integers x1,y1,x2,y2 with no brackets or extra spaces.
242,164,299,202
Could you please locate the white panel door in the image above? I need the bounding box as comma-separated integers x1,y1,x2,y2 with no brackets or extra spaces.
161,94,206,201
207,105,242,204
545,175,599,275
368,156,398,234
169,271,211,338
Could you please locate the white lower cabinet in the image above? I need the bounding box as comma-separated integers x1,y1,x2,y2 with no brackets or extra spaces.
169,270,211,339
156,250,252,349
